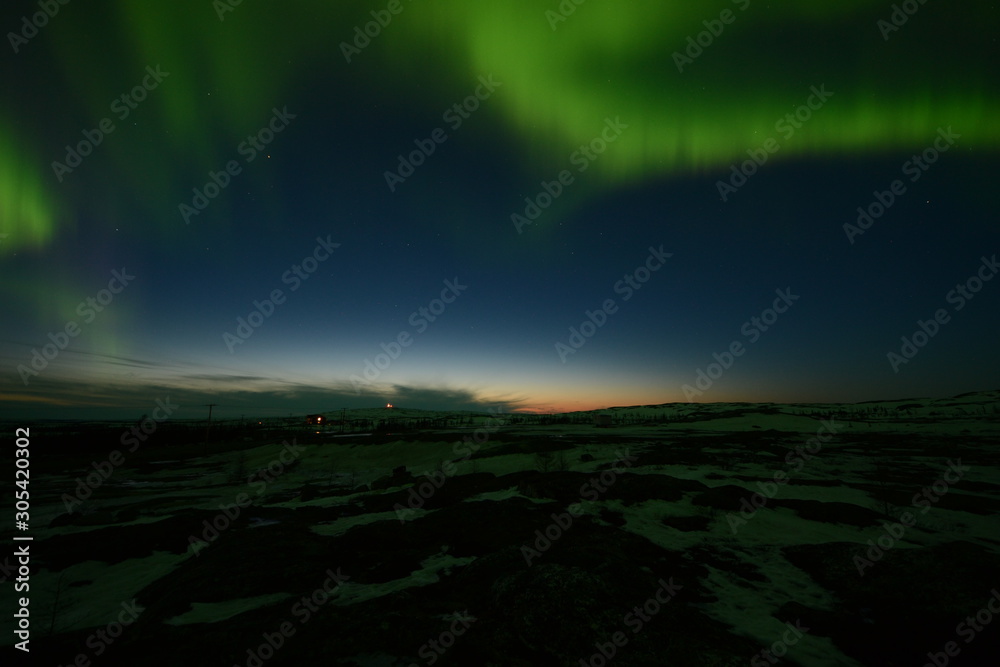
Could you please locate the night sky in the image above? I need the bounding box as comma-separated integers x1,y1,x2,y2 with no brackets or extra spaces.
1,0,997,420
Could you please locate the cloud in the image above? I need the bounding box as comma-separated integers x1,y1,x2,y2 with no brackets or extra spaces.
0,350,521,419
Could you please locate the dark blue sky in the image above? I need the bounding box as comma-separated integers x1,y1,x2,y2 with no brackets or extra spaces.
1,0,997,420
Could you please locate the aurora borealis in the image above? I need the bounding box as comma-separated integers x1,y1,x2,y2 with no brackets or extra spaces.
1,0,998,419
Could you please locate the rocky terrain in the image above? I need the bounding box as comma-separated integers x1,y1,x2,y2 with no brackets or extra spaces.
6,391,1000,665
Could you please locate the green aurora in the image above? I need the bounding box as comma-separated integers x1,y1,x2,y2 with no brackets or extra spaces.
2,0,996,254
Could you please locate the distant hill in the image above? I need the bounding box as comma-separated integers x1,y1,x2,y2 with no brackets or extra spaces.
310,390,1000,423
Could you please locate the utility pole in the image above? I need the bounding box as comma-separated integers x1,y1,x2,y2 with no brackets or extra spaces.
203,403,218,456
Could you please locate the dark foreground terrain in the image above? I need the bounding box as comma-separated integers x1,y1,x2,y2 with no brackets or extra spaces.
4,395,1000,666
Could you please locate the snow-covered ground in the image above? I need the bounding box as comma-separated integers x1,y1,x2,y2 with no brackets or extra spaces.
13,390,1000,665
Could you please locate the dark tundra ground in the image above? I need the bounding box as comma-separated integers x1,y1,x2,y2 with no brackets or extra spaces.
4,392,1000,666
